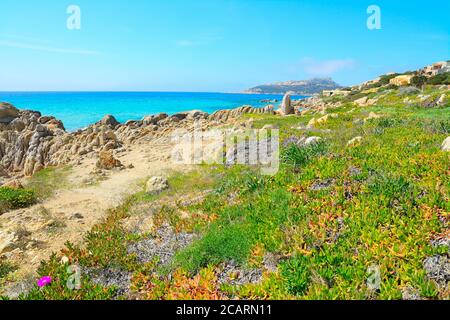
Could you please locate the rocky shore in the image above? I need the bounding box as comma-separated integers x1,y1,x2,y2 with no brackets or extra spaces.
0,102,279,183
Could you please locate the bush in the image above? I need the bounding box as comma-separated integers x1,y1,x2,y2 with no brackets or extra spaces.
280,255,311,296
426,72,450,85
379,73,399,85
410,75,427,89
0,259,16,280
281,140,328,168
0,187,36,213
174,223,253,273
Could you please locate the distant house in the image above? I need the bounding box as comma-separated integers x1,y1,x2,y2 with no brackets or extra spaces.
420,61,450,77
389,75,415,86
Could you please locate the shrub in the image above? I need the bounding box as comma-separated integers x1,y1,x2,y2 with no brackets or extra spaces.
21,254,116,300
280,255,311,296
281,140,328,168
379,73,399,85
426,72,450,85
0,259,16,280
0,187,36,213
174,223,253,273
411,75,427,89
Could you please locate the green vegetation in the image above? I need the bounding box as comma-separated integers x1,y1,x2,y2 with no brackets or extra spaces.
427,72,450,85
8,85,450,300
25,166,72,200
0,187,36,214
411,75,427,89
0,260,17,280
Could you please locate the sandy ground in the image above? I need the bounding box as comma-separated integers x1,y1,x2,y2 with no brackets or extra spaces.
0,135,189,295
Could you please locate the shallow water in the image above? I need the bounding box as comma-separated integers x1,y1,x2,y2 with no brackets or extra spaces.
0,92,307,131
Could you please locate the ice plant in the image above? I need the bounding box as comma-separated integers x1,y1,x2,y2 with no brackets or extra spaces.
37,276,52,287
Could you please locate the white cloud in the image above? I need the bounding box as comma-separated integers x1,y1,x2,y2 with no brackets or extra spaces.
301,58,356,76
0,39,100,56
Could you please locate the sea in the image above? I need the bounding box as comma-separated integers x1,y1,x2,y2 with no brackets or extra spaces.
0,92,307,132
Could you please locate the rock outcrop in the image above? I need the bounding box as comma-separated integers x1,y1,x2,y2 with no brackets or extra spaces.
0,103,20,124
0,102,281,179
442,137,450,151
209,105,274,122
96,150,123,170
280,93,293,115
145,176,169,195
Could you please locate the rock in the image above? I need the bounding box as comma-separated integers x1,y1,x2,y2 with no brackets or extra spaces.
127,224,194,265
8,118,26,131
280,93,293,115
0,102,19,124
171,113,188,121
442,137,450,151
2,179,24,189
354,96,368,106
304,136,322,146
347,136,363,147
437,94,447,106
216,261,263,286
307,117,318,129
401,286,423,300
398,86,420,96
98,115,120,127
96,150,123,170
310,179,334,191
0,231,16,254
262,124,278,130
145,176,169,195
60,256,69,264
423,255,449,289
142,113,168,126
71,213,84,220
82,267,131,297
364,112,381,123
186,110,209,120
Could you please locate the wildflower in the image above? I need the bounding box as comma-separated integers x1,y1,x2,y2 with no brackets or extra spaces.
37,276,52,287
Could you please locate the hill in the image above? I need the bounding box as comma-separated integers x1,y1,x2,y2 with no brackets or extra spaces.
244,78,342,95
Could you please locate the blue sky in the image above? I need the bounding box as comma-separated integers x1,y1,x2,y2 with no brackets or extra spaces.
0,0,448,91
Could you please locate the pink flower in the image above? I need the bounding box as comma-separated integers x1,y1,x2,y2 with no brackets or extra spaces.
37,276,52,287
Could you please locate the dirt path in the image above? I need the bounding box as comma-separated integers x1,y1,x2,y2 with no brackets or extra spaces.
0,136,188,295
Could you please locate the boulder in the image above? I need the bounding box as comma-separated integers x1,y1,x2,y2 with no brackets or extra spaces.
364,112,381,123
186,110,209,120
347,136,363,147
0,102,19,124
304,136,322,146
171,113,188,121
145,176,169,195
280,93,293,115
441,137,450,151
437,94,446,106
142,113,168,126
96,150,123,170
98,115,120,128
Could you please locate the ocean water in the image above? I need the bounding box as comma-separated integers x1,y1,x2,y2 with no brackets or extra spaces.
0,92,307,132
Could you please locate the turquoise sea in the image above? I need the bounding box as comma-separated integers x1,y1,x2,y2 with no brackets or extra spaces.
0,92,307,131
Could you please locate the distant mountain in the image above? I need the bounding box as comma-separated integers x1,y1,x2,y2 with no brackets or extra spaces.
244,78,341,95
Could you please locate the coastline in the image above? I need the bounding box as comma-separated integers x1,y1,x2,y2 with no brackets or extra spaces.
0,91,308,132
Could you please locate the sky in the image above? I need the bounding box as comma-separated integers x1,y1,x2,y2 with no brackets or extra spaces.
0,0,449,92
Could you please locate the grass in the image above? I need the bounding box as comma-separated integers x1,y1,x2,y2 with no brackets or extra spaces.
0,187,36,214
25,166,72,200
9,85,450,300
0,260,17,281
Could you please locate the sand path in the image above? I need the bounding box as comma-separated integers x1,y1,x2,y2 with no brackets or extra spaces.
0,136,188,294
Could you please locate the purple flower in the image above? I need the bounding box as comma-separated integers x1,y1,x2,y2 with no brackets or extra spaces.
37,276,52,287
